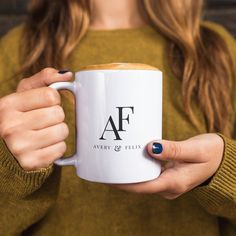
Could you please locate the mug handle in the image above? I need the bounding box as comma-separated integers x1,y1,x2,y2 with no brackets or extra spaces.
49,82,77,166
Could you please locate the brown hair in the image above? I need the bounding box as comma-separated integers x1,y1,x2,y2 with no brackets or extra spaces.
20,0,235,137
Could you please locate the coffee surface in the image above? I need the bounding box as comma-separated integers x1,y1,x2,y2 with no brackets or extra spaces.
79,63,159,71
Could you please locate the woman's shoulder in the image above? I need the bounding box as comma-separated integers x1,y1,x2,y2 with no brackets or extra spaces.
0,25,25,94
0,24,24,46
201,20,235,46
202,21,236,66
0,24,25,65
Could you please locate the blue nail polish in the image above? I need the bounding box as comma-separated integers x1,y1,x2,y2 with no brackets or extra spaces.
58,70,69,74
152,143,163,154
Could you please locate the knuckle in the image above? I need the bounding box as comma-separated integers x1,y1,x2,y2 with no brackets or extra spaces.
43,87,61,105
19,154,50,171
41,67,57,78
17,79,29,91
18,156,37,171
53,105,65,122
0,96,12,113
10,140,27,156
0,115,23,140
0,125,15,140
56,142,67,157
60,122,69,138
168,142,181,159
3,129,29,156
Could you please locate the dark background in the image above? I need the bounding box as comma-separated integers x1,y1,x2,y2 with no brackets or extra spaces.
0,0,236,37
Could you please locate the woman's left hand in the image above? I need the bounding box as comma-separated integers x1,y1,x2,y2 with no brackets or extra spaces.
113,133,224,199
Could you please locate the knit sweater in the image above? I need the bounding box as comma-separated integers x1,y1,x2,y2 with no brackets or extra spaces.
0,22,236,236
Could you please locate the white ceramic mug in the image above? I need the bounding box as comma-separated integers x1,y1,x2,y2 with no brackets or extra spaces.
49,63,163,184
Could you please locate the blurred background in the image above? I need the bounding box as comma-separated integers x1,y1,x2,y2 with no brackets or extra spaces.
0,0,235,37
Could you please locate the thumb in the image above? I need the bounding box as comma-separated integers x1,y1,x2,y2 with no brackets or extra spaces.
17,68,73,92
146,139,200,162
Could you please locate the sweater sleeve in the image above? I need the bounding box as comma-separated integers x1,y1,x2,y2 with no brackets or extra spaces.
192,22,236,227
0,26,60,235
192,134,236,226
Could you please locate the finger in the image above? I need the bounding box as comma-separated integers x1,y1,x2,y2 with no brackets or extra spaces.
146,139,202,162
158,192,181,200
113,173,172,194
29,122,69,150
18,141,67,171
11,123,69,154
7,87,61,112
114,165,192,195
17,68,73,92
22,105,65,130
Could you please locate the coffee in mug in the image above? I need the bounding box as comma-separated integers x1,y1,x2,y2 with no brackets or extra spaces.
49,63,163,184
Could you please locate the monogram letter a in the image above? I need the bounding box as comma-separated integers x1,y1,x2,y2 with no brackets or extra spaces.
99,116,121,140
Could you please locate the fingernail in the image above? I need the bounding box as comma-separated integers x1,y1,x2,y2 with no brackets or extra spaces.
58,69,70,74
152,143,163,154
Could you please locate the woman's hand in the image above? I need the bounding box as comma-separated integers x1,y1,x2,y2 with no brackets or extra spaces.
114,133,224,199
0,68,72,171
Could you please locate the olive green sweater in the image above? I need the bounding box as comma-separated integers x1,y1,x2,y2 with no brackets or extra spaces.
0,22,236,236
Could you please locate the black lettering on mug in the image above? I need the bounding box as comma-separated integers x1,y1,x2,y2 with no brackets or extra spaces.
99,106,134,140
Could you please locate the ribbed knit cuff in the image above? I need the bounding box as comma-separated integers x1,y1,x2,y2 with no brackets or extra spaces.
192,134,236,212
0,139,53,196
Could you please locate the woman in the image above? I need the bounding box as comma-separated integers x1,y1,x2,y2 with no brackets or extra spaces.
0,0,235,235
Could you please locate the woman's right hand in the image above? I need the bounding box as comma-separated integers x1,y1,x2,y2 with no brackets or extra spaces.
0,68,73,171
